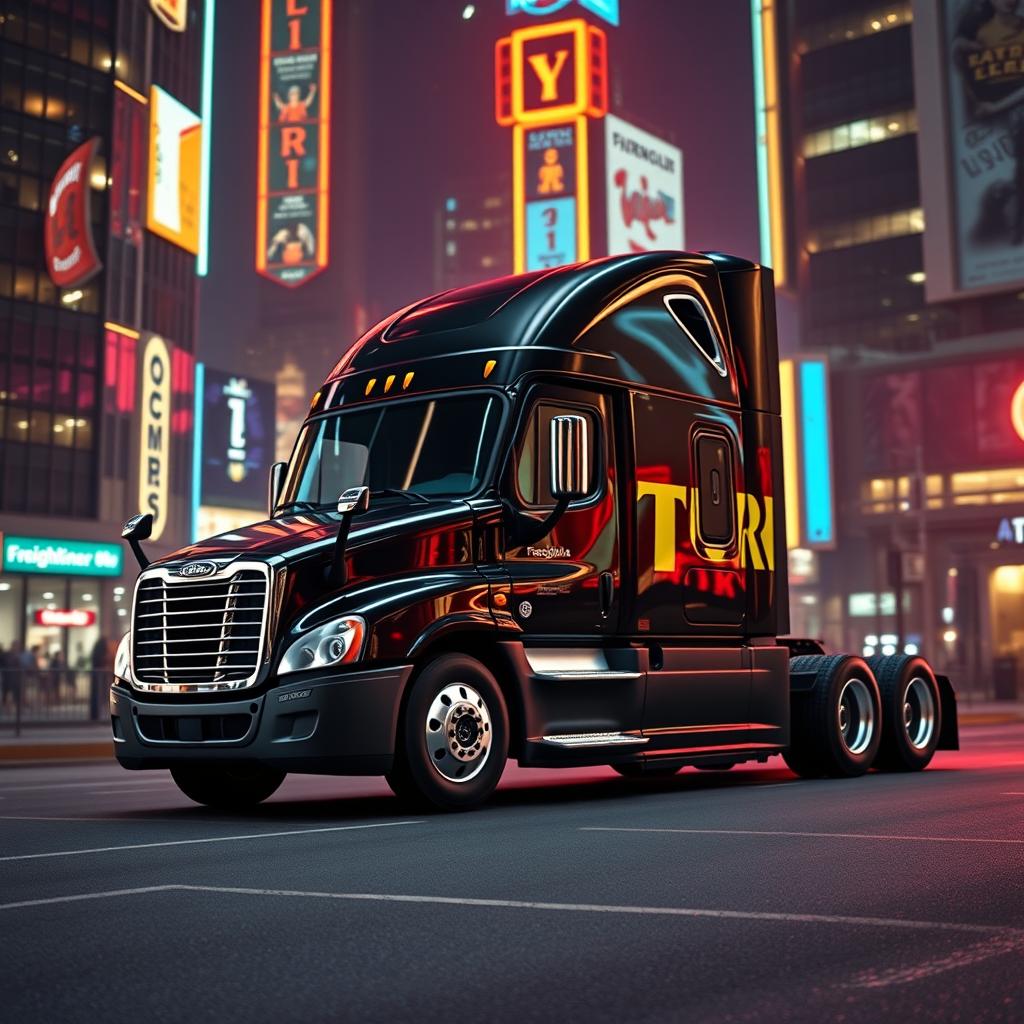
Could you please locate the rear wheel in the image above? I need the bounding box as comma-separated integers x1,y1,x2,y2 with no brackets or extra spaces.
386,654,509,811
867,654,941,771
783,654,881,778
171,764,285,809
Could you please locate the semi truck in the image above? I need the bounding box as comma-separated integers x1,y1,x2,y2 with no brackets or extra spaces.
111,252,958,810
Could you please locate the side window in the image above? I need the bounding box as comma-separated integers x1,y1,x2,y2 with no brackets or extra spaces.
515,401,598,507
694,431,735,546
664,294,728,378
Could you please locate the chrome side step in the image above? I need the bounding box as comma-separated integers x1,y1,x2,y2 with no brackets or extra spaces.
541,732,649,748
534,670,642,682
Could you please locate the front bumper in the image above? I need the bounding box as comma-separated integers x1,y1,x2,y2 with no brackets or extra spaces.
110,664,412,775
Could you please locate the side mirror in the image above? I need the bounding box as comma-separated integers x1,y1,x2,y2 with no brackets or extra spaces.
269,461,286,516
122,513,153,570
329,487,370,587
550,414,589,501
337,486,370,515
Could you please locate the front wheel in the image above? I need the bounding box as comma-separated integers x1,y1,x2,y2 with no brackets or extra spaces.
386,654,509,811
171,764,286,809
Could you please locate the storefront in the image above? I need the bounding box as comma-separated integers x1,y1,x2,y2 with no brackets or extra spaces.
822,352,1024,700
0,535,127,670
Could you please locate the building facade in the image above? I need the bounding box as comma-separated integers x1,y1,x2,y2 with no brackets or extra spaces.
0,0,205,673
764,0,1024,697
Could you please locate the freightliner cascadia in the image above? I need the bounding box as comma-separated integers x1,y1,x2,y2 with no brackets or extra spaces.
112,252,958,810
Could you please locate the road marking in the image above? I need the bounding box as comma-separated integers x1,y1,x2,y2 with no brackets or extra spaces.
848,934,1024,989
0,815,184,823
581,827,1024,846
0,820,422,863
0,779,161,792
0,886,178,912
3,883,1018,948
1001,792,1024,796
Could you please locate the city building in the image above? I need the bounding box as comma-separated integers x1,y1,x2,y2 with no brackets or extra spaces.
759,0,1024,695
433,176,512,293
0,0,208,669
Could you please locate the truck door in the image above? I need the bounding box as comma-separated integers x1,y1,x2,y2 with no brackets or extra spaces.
631,390,751,749
503,384,620,635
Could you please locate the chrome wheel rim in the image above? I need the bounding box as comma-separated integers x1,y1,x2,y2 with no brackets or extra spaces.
903,676,936,750
425,682,492,783
837,677,875,756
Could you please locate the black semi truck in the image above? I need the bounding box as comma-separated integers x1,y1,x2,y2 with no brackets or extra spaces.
112,252,958,810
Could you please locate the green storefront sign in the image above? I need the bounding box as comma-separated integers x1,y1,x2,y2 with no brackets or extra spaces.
2,535,123,577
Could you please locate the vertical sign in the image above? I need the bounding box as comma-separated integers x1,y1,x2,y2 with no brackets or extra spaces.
518,119,586,269
44,137,104,288
147,86,202,254
496,18,607,273
138,335,172,542
604,114,683,255
256,0,331,288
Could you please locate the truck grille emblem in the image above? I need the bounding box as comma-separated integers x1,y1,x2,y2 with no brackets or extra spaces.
179,561,216,578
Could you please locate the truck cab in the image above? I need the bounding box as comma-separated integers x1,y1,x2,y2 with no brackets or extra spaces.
111,252,958,809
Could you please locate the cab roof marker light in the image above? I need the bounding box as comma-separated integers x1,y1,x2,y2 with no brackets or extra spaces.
403,372,415,389
384,374,396,393
484,360,497,379
365,378,377,396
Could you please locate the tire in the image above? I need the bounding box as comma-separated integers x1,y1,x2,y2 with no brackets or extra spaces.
386,654,509,811
867,654,941,771
171,764,285,809
611,762,682,779
783,654,881,779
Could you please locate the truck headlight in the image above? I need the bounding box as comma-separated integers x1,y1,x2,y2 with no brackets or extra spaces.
114,632,131,686
278,616,366,676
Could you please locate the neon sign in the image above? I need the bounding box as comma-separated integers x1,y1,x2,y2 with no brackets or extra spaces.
496,18,607,273
256,0,331,288
35,609,97,628
506,0,620,26
45,138,104,289
1012,379,1024,444
138,335,172,541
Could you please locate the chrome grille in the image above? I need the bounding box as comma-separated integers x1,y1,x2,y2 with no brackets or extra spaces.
131,565,269,690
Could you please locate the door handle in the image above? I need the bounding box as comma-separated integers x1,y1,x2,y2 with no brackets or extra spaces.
599,571,614,617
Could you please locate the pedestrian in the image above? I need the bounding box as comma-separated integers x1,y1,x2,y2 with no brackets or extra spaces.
3,640,22,715
89,636,113,722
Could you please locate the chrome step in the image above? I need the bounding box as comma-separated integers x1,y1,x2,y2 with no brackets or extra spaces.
534,670,643,682
540,732,649,748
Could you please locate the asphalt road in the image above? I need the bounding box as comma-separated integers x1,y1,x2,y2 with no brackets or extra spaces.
1,725,1023,1024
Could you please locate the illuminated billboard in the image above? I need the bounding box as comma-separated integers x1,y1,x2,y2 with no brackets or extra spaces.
496,18,607,273
146,86,202,254
913,0,1024,299
44,137,103,288
516,118,588,270
604,114,683,255
138,334,172,541
256,0,331,288
198,367,276,511
505,0,620,25
149,0,187,32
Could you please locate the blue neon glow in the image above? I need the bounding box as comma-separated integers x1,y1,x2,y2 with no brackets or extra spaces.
192,361,205,541
197,0,215,276
799,360,834,547
750,0,771,269
506,0,620,25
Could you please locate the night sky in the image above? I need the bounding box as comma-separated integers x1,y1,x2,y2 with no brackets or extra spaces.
200,0,762,386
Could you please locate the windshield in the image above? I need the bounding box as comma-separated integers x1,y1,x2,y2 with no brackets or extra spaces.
279,393,502,508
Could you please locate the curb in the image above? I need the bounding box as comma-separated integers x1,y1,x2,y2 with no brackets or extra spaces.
0,742,113,765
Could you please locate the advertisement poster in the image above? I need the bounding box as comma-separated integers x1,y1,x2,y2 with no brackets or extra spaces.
604,113,683,255
146,86,202,254
945,0,1024,291
523,122,580,270
256,0,331,287
199,368,276,511
44,137,103,288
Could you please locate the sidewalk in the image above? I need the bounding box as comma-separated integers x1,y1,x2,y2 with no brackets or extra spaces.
1,701,1020,765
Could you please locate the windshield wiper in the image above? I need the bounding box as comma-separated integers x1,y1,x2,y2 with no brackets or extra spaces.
275,500,330,514
374,487,430,504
